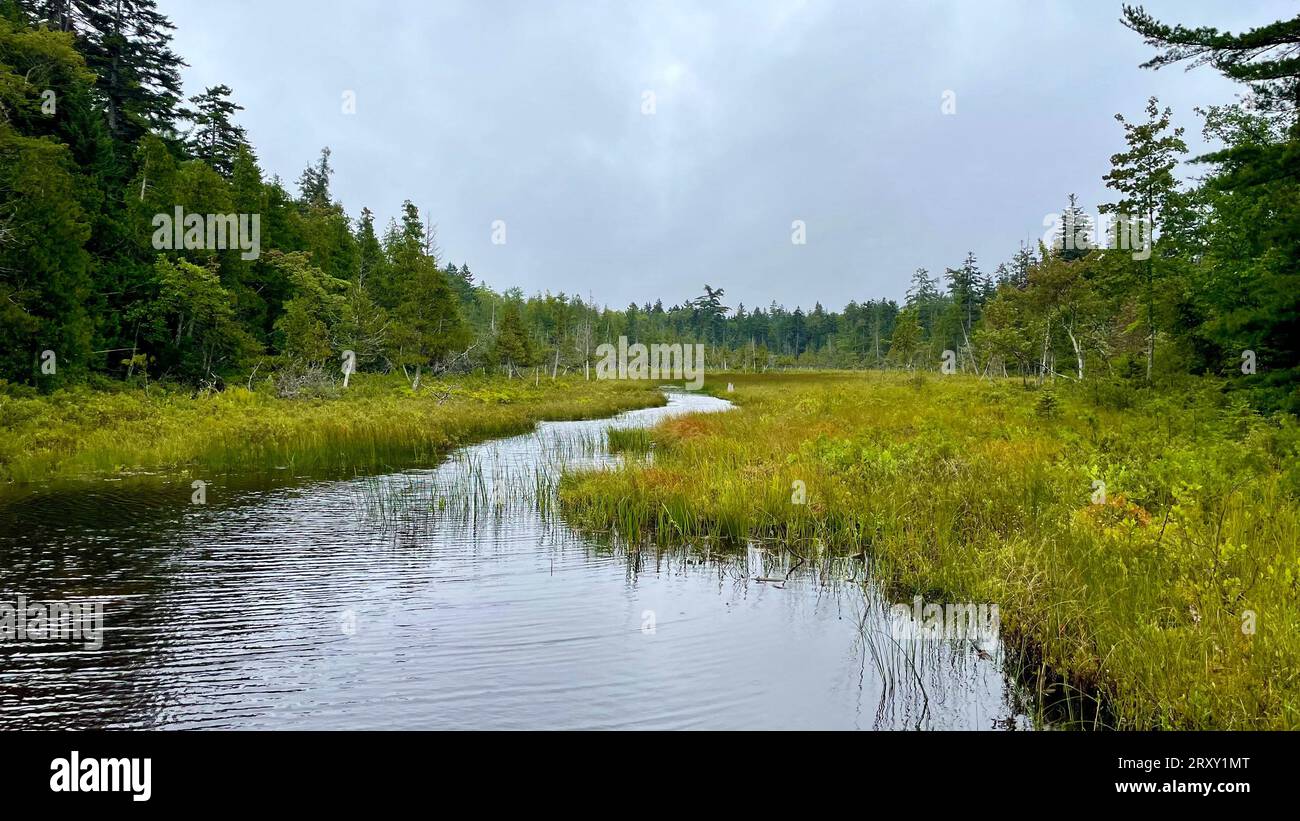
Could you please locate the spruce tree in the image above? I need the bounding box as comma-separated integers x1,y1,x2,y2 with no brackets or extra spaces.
25,0,186,143
297,146,334,208
181,84,248,176
1059,193,1094,261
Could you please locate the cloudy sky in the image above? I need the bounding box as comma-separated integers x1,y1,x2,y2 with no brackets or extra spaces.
165,0,1289,310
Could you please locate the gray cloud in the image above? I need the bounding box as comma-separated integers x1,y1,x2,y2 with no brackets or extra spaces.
168,0,1288,309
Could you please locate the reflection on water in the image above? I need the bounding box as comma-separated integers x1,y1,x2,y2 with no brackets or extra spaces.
0,392,1032,729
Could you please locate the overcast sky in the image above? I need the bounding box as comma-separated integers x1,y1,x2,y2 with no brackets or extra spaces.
165,0,1290,310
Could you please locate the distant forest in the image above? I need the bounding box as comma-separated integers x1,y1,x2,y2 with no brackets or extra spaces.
1,2,1297,410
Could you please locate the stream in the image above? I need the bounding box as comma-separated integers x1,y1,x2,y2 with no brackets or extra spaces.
0,391,1031,729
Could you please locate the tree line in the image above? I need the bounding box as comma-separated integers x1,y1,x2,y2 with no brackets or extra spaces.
1,2,1296,410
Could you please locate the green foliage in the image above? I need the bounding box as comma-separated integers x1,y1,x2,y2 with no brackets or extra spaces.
180,84,247,176
0,373,663,485
133,256,259,382
492,302,534,375
0,2,1298,417
272,251,348,364
0,1,1296,733
887,307,922,368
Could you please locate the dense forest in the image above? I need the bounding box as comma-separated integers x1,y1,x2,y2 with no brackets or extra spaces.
1,2,1297,410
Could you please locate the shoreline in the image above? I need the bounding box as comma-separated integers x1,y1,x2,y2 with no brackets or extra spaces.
0,375,666,494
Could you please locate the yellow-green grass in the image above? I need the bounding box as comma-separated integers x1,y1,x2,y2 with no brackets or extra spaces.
559,371,1300,729
0,374,664,488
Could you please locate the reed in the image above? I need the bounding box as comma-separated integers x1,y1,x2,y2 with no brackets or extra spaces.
606,427,652,455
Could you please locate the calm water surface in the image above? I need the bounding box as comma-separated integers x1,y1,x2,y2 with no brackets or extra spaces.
0,392,1032,729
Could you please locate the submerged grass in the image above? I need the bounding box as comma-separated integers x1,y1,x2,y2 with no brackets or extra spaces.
559,371,1300,729
0,374,664,488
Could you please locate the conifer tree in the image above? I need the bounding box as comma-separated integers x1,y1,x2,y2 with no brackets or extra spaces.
297,146,334,208
24,0,186,142
492,302,533,377
181,84,248,176
1122,5,1300,116
1100,96,1188,380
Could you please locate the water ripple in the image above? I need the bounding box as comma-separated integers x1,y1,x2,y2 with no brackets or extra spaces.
0,392,1031,730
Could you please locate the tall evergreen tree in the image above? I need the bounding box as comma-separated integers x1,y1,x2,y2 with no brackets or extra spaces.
1059,193,1094,261
181,84,247,176
1099,96,1188,380
355,207,385,288
23,0,186,143
297,146,333,208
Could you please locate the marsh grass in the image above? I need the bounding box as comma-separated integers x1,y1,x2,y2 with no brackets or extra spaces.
558,371,1300,729
606,427,652,455
0,374,664,490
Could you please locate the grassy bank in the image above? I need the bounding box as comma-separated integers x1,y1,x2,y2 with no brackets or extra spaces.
559,371,1300,729
0,374,664,487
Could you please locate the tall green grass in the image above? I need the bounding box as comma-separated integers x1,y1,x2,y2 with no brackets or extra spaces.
606,427,652,455
0,374,664,488
559,371,1300,729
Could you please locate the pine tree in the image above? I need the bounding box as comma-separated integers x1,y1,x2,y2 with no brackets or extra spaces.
26,0,187,143
355,207,385,288
448,262,475,304
297,146,333,208
692,284,729,346
181,84,248,176
1100,96,1188,380
1007,243,1035,289
1059,193,1094,260
380,201,468,385
905,267,939,337
1122,5,1300,116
